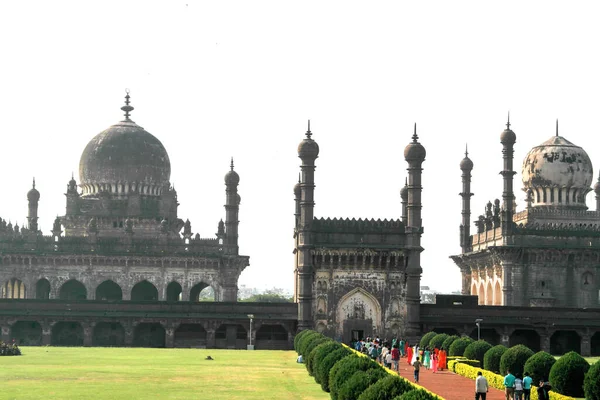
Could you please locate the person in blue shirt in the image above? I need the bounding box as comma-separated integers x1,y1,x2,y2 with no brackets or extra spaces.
503,370,515,400
522,372,533,400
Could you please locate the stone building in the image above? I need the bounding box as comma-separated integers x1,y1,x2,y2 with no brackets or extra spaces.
293,123,425,343
0,94,301,348
450,118,600,354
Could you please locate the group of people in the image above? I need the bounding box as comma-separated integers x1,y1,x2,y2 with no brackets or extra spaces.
352,337,448,383
475,369,552,400
0,340,21,356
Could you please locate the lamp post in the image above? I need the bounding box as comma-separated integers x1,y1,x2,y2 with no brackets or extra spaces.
475,318,483,341
247,314,255,350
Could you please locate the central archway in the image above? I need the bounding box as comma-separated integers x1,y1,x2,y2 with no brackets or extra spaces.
255,324,289,350
336,288,382,344
174,324,207,347
93,322,125,346
59,280,87,300
11,321,42,345
96,280,123,301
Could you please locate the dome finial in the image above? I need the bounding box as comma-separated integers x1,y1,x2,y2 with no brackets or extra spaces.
230,157,234,171
506,111,511,130
306,119,312,139
121,89,134,121
465,143,469,157
412,123,418,142
556,119,559,137
32,177,35,189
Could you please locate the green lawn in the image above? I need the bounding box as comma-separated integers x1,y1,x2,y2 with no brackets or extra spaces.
0,347,330,400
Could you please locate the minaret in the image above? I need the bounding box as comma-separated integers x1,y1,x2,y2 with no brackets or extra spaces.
459,145,474,253
403,123,426,337
224,158,240,255
400,178,408,224
500,114,516,236
296,121,319,331
27,178,40,232
293,175,301,303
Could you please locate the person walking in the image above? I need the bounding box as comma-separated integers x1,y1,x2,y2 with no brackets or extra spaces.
503,370,515,400
391,345,400,372
475,371,489,400
412,356,422,383
522,372,533,400
431,350,438,373
514,373,524,400
536,378,552,400
423,348,431,370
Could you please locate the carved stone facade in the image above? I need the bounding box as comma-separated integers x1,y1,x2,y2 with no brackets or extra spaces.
294,124,425,343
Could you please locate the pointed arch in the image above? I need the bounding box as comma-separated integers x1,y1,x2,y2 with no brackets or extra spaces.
96,280,123,301
2,278,25,299
131,280,158,301
59,279,87,300
494,281,502,305
36,279,51,299
336,287,382,338
166,281,182,302
478,284,484,305
486,281,493,305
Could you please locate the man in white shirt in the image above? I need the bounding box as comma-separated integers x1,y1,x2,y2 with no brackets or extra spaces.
476,371,489,400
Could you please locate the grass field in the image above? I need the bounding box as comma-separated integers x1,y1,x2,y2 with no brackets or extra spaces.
0,347,330,400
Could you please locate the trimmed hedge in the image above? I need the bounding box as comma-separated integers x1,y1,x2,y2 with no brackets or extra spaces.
484,344,507,373
500,344,534,377
397,389,440,400
441,335,459,351
304,336,331,375
311,341,344,383
523,351,556,386
338,368,388,400
317,347,352,391
357,374,414,400
463,340,492,366
297,331,320,356
329,354,379,400
294,329,312,352
428,333,449,350
419,332,438,349
449,337,474,357
549,351,590,398
584,359,600,400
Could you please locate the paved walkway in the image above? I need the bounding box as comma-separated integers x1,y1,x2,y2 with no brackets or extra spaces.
395,360,506,400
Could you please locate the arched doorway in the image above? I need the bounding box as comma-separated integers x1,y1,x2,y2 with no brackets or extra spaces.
215,324,247,349
478,285,484,305
550,331,581,355
52,322,84,346
190,282,214,302
59,280,87,300
494,281,502,305
95,280,123,301
509,329,540,351
174,324,207,347
36,279,50,299
11,321,42,345
166,282,182,302
1,278,26,299
131,280,158,301
133,323,165,347
255,324,289,350
336,288,382,344
93,322,125,346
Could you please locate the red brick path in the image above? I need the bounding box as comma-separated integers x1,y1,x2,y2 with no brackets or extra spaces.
395,361,506,400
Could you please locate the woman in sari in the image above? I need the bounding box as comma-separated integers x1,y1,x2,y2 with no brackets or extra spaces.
439,348,447,370
431,350,438,373
423,348,431,370
406,344,413,365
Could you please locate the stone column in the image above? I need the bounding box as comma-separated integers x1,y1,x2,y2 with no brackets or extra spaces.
502,262,514,306
539,333,550,353
581,333,591,357
1,324,10,342
83,323,93,347
206,329,216,349
124,327,134,346
42,323,52,345
226,325,238,349
165,328,175,348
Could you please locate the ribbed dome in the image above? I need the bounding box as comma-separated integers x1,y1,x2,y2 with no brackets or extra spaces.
79,120,171,196
522,135,593,208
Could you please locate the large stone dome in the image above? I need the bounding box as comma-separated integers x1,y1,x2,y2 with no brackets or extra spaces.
79,120,171,197
522,135,593,208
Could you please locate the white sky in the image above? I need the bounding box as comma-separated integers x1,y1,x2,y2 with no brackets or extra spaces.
1,1,600,294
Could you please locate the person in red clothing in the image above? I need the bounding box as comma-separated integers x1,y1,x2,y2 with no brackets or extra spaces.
406,345,413,365
391,345,400,371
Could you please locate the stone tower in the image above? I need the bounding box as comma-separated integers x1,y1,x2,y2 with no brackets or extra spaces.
27,179,40,233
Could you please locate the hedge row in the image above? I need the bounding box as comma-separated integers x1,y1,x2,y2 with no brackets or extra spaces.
294,330,441,400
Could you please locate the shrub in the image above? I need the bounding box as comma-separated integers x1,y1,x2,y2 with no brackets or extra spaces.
419,332,437,349
549,351,590,397
428,333,449,350
463,340,492,366
584,359,600,400
294,329,312,352
329,354,379,400
396,388,440,399
305,336,332,375
441,335,459,351
298,331,321,356
484,344,507,373
500,344,534,377
358,374,414,400
338,368,387,400
317,347,351,392
311,341,344,383
523,351,556,386
449,337,474,357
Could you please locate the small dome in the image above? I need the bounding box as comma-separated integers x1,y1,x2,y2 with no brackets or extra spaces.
298,137,319,159
27,185,40,202
225,169,240,185
400,181,408,200
594,178,600,195
404,126,426,162
460,155,473,171
294,181,301,197
522,135,593,208
500,127,516,144
79,120,171,195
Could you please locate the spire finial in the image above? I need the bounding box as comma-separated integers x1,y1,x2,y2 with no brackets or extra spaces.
556,119,559,137
506,111,511,129
306,119,312,139
298,173,301,184
404,177,408,186
32,177,35,189
230,157,234,171
465,143,469,157
412,123,418,142
121,89,134,120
